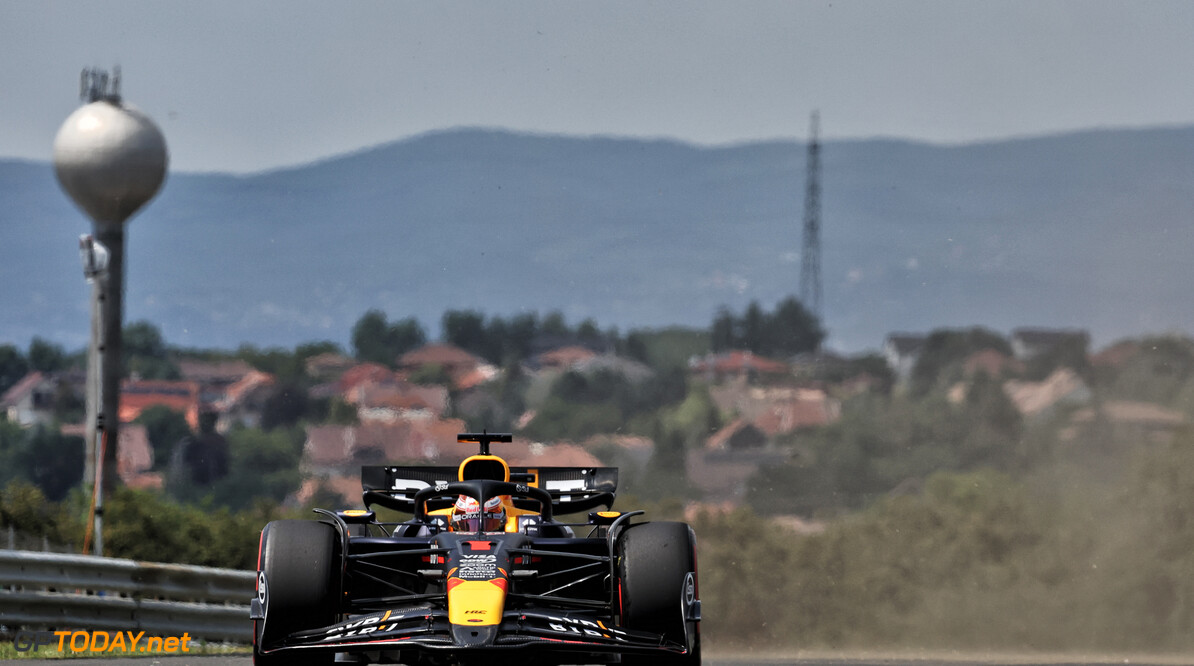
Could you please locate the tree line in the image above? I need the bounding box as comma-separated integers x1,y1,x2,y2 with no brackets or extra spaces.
353,298,825,370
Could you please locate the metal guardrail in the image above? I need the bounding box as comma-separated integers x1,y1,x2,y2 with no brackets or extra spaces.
0,550,255,642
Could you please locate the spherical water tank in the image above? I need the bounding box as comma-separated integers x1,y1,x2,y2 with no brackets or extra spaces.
53,99,168,225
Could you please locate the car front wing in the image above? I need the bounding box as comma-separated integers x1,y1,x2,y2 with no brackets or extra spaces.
257,608,687,658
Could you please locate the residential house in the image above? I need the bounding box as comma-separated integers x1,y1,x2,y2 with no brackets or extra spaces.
177,358,278,431
333,362,450,422
354,382,450,423
706,419,768,450
962,348,1024,378
397,344,497,391
304,352,357,381
687,420,786,504
1,372,57,426
177,358,257,406
116,424,163,490
689,351,789,383
531,346,598,372
304,418,468,479
883,333,925,384
1002,368,1092,419
119,380,201,430
60,422,162,490
339,363,398,391
709,383,840,435
751,388,841,436
213,370,275,432
1010,328,1090,362
572,354,654,383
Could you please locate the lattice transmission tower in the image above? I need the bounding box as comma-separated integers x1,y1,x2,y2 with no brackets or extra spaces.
799,110,823,318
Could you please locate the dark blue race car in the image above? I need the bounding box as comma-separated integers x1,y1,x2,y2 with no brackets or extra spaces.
251,432,701,666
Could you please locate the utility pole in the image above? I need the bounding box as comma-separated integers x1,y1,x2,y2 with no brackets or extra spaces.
799,110,823,319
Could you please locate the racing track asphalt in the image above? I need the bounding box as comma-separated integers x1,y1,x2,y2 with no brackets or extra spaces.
7,655,1194,666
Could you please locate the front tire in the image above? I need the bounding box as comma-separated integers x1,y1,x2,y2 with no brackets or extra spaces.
617,521,700,666
253,520,339,666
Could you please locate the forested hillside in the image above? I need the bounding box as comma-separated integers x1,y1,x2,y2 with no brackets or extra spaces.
4,127,1194,352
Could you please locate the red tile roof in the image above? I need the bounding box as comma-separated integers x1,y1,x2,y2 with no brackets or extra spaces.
120,380,201,429
398,344,484,370
535,346,598,370
356,383,447,414
691,351,789,376
338,363,398,392
215,370,274,410
753,397,836,436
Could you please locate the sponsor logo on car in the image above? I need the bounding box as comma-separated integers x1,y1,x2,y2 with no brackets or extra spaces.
320,610,404,642
541,615,630,641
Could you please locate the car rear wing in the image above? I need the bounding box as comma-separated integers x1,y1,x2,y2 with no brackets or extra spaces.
361,465,618,515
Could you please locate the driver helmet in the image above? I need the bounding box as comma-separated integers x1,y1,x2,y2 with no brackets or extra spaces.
450,495,506,532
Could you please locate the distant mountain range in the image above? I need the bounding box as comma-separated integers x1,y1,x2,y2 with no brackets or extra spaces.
3,126,1193,354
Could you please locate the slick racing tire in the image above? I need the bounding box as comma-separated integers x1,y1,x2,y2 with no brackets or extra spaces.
617,521,700,666
254,520,339,666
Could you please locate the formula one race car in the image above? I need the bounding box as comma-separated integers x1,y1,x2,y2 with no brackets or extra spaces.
251,433,700,666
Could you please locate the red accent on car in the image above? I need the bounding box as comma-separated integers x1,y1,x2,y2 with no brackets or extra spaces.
253,530,265,646
465,540,492,551
489,578,508,592
446,577,464,592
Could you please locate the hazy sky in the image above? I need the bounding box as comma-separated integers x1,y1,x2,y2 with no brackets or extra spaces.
4,1,1194,173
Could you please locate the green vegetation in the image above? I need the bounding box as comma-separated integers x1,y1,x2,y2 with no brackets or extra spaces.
0,636,251,659
168,426,306,511
103,485,287,569
8,306,1194,653
123,320,181,379
0,423,83,502
134,405,193,471
908,327,1011,394
521,366,688,442
352,310,426,367
0,344,31,394
748,377,1025,514
700,432,1194,651
711,296,824,357
619,327,710,369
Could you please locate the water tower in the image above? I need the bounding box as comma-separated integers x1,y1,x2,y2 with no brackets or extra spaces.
53,68,167,554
